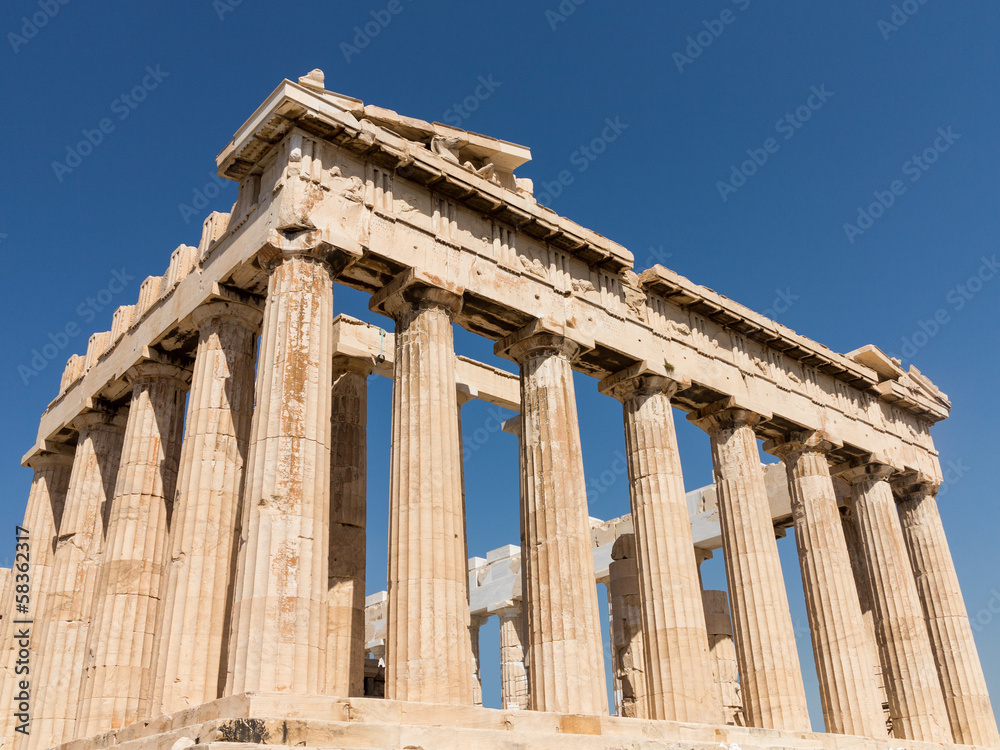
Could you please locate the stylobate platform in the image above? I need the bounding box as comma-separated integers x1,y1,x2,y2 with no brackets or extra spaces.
56,695,964,750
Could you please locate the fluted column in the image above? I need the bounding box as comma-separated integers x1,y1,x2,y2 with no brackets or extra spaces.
77,362,189,737
370,270,474,705
835,461,951,744
689,402,810,731
766,432,886,738
20,451,74,619
896,479,999,746
30,409,125,749
840,504,892,731
607,534,649,719
0,449,72,746
149,300,261,716
227,233,343,696
470,615,487,707
495,324,607,716
702,590,744,726
497,604,528,710
600,366,718,723
326,357,372,699
500,417,531,711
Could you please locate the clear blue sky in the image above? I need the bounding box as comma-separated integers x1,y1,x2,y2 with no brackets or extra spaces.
1,0,998,732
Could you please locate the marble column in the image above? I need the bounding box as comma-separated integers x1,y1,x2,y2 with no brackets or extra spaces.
702,590,744,726
600,366,718,723
0,449,72,747
20,451,74,617
370,271,474,705
30,409,125,749
326,357,372,699
227,235,341,697
896,480,999,747
689,402,810,731
497,604,528,710
839,504,892,732
149,300,261,716
501,417,531,710
76,362,189,737
470,615,487,707
766,432,886,738
495,325,607,716
835,461,951,744
601,577,623,716
607,534,649,719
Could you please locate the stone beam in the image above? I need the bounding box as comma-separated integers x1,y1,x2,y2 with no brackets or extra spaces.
27,77,946,480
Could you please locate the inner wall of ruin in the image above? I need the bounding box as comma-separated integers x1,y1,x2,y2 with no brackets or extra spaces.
1,74,996,750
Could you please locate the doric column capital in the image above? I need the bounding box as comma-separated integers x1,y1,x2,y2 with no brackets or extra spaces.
891,472,939,503
495,319,594,365
831,456,896,485
71,404,128,435
598,361,684,402
688,397,770,435
490,599,523,621
191,298,264,335
763,429,842,462
258,227,362,276
124,360,192,390
25,446,75,472
610,531,637,562
331,353,376,378
369,268,464,321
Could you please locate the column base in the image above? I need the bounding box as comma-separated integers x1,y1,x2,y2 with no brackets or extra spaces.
53,694,974,750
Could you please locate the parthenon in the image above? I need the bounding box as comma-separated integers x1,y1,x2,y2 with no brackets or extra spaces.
1,69,996,749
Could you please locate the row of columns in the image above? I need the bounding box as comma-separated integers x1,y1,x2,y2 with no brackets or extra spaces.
7,244,997,748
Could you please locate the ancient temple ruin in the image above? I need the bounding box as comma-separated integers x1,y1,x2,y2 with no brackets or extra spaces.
1,69,996,749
